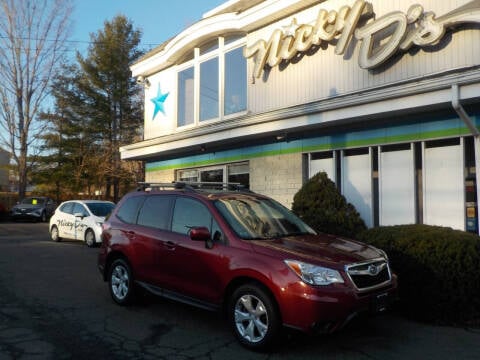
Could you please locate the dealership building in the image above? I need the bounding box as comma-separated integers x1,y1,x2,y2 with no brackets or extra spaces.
122,0,480,233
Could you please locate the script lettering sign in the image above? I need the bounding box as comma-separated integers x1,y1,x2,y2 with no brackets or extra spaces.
244,0,480,78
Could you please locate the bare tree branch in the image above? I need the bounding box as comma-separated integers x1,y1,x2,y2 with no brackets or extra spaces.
0,0,73,197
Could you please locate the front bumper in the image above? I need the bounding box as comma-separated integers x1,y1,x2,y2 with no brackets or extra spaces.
279,274,398,333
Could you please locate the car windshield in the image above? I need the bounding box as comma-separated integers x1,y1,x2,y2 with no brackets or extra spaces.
214,196,316,240
20,198,45,205
86,202,115,217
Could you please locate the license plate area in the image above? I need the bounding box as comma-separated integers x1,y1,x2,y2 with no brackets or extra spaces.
371,292,389,313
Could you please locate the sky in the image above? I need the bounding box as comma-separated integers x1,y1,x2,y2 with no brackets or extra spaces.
70,0,226,55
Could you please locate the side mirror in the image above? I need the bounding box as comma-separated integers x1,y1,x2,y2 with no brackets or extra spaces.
189,227,214,249
74,212,85,219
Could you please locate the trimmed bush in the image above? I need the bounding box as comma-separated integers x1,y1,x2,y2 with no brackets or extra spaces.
292,172,366,238
358,224,480,326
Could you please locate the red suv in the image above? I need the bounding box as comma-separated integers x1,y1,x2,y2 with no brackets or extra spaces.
98,183,397,350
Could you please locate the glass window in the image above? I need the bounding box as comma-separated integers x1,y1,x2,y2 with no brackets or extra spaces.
215,197,316,240
117,196,145,224
178,169,198,182
200,168,223,182
178,67,194,127
200,39,218,55
224,47,246,116
60,202,74,215
200,57,219,121
228,163,249,188
171,197,213,235
137,195,174,230
73,203,88,217
86,202,115,217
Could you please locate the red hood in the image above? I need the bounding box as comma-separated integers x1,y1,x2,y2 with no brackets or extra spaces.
250,233,383,269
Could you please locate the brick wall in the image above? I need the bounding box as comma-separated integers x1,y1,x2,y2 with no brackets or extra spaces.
250,153,303,209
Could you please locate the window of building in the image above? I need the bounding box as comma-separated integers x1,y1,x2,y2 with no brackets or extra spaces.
176,162,249,188
200,57,219,121
178,66,194,127
224,47,246,116
176,35,246,128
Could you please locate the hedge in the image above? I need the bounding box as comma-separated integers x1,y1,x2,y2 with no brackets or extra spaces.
358,224,480,326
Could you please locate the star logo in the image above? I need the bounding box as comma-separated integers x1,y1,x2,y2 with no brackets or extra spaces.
151,84,169,120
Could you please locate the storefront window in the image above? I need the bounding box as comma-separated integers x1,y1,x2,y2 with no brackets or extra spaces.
178,67,194,127
200,58,219,121
224,47,246,116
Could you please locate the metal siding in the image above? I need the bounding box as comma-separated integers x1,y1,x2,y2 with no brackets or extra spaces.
247,0,480,114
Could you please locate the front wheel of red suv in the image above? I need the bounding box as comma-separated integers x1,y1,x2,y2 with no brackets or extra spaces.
109,259,135,305
228,283,281,350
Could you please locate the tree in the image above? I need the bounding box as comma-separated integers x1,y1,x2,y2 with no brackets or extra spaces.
76,15,144,201
0,0,72,198
292,172,367,238
35,15,144,201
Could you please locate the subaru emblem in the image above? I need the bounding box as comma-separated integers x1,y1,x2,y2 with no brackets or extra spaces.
368,264,378,275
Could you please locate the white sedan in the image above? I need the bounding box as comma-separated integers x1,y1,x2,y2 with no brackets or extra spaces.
49,200,115,247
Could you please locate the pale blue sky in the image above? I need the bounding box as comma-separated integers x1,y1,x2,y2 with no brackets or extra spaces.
70,0,225,55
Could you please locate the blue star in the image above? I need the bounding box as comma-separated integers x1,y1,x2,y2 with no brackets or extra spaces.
151,84,169,120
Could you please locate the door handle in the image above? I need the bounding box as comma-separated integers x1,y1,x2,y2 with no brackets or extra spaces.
164,241,176,250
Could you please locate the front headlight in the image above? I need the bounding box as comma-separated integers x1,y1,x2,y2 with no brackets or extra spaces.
285,260,344,286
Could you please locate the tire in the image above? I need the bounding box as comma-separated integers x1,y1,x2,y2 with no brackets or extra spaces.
85,229,96,247
229,283,281,350
108,258,135,305
50,225,61,242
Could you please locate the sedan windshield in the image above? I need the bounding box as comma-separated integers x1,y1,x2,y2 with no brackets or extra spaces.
86,202,115,217
214,196,316,240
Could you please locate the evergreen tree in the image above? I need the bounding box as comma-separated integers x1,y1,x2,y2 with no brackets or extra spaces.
35,16,144,201
76,15,144,201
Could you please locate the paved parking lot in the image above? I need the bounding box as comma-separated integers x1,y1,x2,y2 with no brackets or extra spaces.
0,221,479,359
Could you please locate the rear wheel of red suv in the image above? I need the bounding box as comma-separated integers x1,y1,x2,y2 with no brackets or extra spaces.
109,259,135,305
229,283,280,350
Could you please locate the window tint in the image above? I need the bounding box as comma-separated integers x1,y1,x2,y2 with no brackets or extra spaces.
116,196,145,224
172,197,212,235
137,195,173,230
73,203,88,217
60,202,74,215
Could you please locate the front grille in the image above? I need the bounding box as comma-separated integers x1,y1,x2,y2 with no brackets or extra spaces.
345,259,392,291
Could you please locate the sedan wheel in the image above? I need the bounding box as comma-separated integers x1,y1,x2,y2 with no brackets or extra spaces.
109,259,134,305
229,284,280,350
50,225,61,242
85,229,96,247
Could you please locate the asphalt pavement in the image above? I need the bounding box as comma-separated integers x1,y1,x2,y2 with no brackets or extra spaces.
0,221,479,359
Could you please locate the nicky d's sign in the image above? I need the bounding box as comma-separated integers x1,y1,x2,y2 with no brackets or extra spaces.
244,0,480,78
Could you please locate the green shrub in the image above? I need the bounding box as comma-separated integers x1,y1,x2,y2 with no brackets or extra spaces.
358,224,480,326
292,172,366,238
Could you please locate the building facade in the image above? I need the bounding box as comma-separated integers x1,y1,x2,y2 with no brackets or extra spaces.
122,0,480,233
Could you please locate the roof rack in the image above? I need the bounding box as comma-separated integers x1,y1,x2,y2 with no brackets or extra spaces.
136,181,250,192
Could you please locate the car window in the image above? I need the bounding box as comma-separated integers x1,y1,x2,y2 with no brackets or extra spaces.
21,197,45,205
116,195,145,224
86,202,115,217
60,202,74,215
73,203,88,217
137,195,174,230
171,197,213,235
